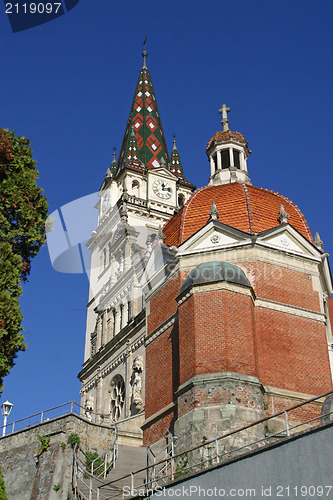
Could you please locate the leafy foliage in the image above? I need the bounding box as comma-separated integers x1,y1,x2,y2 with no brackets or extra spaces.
52,484,61,492
37,434,50,454
0,465,7,500
0,129,48,391
84,451,111,475
67,433,80,448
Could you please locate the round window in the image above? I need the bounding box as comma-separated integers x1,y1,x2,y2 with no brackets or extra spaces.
110,376,125,422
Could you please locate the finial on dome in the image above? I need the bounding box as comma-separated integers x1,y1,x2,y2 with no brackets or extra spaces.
315,231,324,249
219,104,230,131
142,36,148,69
277,204,290,224
172,132,177,150
209,200,219,220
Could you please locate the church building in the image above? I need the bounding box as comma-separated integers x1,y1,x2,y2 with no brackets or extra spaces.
78,50,333,452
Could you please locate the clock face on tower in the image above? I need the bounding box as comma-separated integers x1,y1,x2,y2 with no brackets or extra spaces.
152,179,172,200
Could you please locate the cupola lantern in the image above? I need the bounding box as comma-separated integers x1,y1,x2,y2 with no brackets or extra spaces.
207,104,252,186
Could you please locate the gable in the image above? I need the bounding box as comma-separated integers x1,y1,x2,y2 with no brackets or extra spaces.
257,224,320,258
148,167,178,182
179,221,251,252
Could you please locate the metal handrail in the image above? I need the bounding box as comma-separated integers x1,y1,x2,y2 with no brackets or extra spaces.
0,400,116,437
72,426,119,498
97,388,333,499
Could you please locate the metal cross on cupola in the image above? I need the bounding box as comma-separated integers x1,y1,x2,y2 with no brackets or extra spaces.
206,103,252,187
219,104,230,131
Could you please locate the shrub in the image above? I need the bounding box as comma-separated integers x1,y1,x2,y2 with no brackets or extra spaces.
67,433,80,449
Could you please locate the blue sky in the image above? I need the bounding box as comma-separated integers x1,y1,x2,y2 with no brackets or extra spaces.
1,0,333,425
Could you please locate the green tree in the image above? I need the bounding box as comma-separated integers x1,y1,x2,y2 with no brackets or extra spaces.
0,128,48,391
0,465,7,500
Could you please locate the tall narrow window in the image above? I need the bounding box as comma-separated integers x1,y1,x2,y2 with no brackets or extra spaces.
120,304,124,330
103,248,107,269
221,149,230,169
128,299,132,322
213,153,218,171
178,194,185,207
100,313,104,347
112,309,116,337
233,150,241,169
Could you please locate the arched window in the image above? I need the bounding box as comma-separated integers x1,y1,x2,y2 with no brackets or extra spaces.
178,193,185,207
132,180,140,195
110,375,125,422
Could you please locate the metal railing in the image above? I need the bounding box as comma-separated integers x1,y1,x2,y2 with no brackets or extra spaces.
72,427,118,500
96,389,333,499
0,401,112,436
146,430,175,487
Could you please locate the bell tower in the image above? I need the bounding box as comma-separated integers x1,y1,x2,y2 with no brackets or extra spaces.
78,51,195,439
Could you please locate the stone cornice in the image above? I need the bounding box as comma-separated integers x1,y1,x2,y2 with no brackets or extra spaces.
79,311,145,383
263,385,326,405
255,297,325,322
145,314,176,346
142,401,176,430
176,280,255,306
175,372,264,398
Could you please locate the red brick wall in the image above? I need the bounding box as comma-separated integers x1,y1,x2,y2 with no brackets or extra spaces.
143,410,175,446
145,325,176,418
264,395,321,424
148,274,182,334
144,258,332,447
178,288,256,385
241,261,321,312
255,307,332,394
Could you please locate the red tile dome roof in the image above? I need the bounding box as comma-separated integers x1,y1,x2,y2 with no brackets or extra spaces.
207,130,247,149
163,182,313,246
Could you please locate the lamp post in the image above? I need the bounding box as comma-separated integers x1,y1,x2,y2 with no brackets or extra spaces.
1,401,13,437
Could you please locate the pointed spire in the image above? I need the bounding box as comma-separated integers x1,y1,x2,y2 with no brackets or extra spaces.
277,204,290,224
124,126,143,169
109,146,118,177
117,51,169,175
142,36,148,69
209,200,219,220
315,232,324,249
170,134,187,181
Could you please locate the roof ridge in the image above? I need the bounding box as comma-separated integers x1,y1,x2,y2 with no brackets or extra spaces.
248,185,313,242
239,182,255,234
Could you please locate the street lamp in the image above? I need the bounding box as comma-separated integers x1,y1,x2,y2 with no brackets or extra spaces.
1,401,13,437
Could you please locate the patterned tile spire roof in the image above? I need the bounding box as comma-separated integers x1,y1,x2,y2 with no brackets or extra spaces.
123,125,145,170
116,51,169,176
170,136,186,181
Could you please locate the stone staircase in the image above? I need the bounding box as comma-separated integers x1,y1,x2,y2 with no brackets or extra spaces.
74,444,147,499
